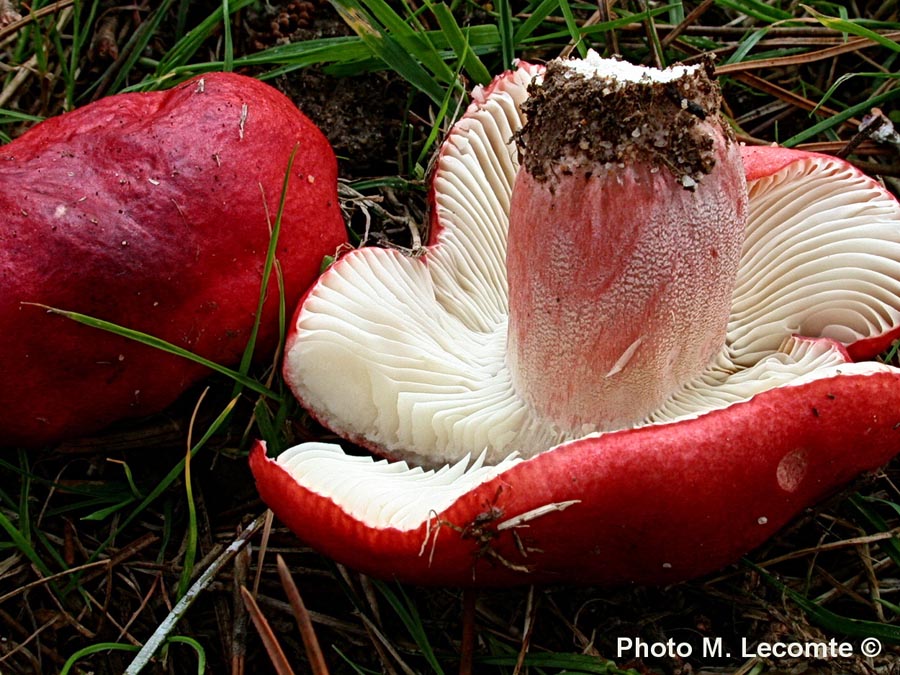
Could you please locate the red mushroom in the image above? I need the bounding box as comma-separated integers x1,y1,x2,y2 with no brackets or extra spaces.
251,54,900,586
1,72,346,447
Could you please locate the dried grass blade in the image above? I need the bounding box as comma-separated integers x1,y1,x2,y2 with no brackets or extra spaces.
660,0,715,48
241,586,296,675
276,555,330,675
803,5,900,53
730,71,847,120
512,586,537,675
230,535,251,675
123,512,267,674
783,86,900,146
716,31,900,74
0,0,74,42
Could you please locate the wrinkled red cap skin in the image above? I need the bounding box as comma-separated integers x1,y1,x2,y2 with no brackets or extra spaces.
1,72,346,447
252,370,900,587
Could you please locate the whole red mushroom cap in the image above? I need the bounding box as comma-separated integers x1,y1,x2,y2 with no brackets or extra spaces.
1,72,347,447
252,55,900,586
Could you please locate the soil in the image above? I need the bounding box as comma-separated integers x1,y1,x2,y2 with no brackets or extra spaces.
517,56,724,185
240,1,411,181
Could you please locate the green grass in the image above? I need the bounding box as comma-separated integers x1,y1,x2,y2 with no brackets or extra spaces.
1,1,900,674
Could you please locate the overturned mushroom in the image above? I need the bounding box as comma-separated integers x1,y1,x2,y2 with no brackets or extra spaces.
252,54,900,586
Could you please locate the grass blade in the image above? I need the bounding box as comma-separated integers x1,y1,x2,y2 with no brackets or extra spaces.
230,146,298,401
723,27,769,65
156,0,256,75
496,0,515,69
557,0,587,57
26,304,280,401
61,643,142,675
0,509,55,580
104,0,177,95
513,0,557,46
166,635,208,674
123,513,268,674
222,0,234,71
63,398,239,595
66,0,100,108
526,5,676,45
372,581,445,675
781,85,900,146
713,0,791,23
803,6,900,53
414,60,466,175
0,452,58,592
330,0,449,104
428,2,492,85
175,391,207,601
357,0,455,82
850,494,900,568
748,561,900,643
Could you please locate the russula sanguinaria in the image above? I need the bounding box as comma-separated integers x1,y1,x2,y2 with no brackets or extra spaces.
251,53,900,586
1,72,346,447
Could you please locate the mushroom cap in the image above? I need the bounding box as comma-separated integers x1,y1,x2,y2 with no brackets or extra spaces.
256,62,900,585
1,72,346,447
252,363,900,586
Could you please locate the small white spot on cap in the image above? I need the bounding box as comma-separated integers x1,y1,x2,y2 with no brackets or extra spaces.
757,516,768,525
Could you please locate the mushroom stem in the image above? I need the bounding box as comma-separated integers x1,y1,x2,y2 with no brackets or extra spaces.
506,54,749,432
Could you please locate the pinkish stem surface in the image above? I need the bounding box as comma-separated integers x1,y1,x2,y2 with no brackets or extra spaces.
505,57,749,432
